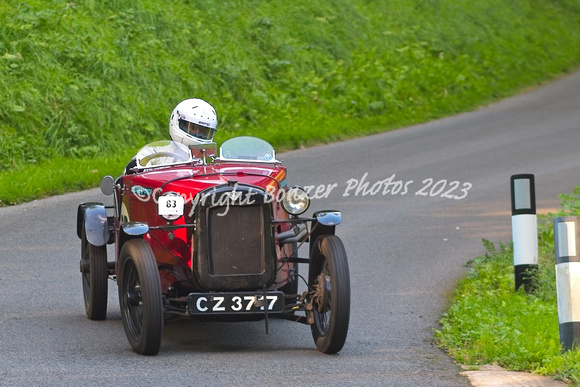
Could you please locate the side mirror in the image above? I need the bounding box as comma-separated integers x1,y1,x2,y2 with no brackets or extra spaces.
100,175,115,196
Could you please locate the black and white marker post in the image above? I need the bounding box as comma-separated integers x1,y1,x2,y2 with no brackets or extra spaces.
510,174,538,292
554,216,580,350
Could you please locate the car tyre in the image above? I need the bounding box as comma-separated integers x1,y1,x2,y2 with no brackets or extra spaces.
309,235,350,354
118,239,163,356
81,227,108,320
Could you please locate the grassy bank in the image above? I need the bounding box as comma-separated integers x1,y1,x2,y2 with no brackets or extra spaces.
2,0,580,204
435,187,580,385
0,150,134,205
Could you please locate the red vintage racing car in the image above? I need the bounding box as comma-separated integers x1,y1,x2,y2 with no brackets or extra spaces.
77,136,350,355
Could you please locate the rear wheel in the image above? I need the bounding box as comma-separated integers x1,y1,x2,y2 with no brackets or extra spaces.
309,235,350,354
118,239,163,356
80,227,108,320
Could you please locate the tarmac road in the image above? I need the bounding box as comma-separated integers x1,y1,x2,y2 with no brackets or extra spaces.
1,70,579,386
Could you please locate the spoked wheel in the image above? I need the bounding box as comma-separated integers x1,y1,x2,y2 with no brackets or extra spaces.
118,239,163,356
309,235,350,354
80,227,108,320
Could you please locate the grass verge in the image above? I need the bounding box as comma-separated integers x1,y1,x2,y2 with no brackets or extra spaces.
435,188,580,385
0,150,134,205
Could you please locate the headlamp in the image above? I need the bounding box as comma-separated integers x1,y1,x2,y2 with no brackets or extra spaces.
282,186,310,215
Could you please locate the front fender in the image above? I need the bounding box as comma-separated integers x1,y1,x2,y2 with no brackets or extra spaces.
77,202,109,246
118,222,149,250
121,222,149,236
309,211,340,256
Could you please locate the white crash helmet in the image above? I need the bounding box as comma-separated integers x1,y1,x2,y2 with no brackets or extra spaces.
169,98,218,146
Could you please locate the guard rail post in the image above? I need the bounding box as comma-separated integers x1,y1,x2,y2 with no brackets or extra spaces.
554,216,580,350
510,174,538,292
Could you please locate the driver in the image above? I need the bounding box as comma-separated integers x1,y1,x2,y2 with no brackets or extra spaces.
169,98,218,147
125,98,218,173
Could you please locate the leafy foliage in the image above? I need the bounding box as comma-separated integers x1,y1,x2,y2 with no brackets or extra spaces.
1,0,580,202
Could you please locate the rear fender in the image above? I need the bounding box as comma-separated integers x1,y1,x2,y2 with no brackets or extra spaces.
77,202,109,246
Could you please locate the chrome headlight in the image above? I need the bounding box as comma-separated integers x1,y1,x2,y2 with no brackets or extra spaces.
157,192,185,221
282,186,310,215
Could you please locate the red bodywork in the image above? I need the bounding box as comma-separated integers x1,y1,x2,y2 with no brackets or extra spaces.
117,162,294,294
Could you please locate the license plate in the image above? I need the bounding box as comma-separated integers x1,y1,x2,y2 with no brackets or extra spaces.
188,292,284,315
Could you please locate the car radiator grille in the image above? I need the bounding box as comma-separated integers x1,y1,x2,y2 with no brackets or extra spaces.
193,184,277,291
207,205,264,276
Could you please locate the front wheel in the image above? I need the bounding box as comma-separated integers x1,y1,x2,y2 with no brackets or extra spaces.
80,227,108,320
309,235,350,354
118,239,163,356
